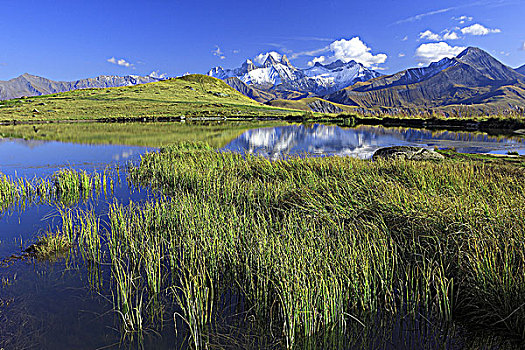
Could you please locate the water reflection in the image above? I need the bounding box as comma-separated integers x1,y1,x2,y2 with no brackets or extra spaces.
223,124,525,159
0,138,152,178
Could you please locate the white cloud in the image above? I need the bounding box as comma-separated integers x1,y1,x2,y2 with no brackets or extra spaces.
402,36,408,41
398,53,406,57
419,30,460,42
521,41,525,51
213,46,226,59
453,15,473,24
419,30,441,41
394,7,455,24
415,42,466,65
148,71,168,79
289,46,330,60
107,57,133,68
232,49,240,54
307,56,328,67
308,37,387,69
461,23,501,36
443,31,459,40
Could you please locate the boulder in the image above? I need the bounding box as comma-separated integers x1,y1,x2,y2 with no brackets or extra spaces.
372,146,444,161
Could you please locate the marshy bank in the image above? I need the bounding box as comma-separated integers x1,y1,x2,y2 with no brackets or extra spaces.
18,142,524,349
1,121,525,349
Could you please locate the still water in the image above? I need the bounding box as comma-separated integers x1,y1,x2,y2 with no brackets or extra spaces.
223,124,525,159
0,123,523,348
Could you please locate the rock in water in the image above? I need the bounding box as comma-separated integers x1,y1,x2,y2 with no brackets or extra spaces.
372,146,444,161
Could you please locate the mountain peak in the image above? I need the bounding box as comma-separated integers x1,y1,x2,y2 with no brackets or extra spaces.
208,50,381,95
281,55,295,69
253,51,282,66
454,46,522,81
456,46,488,60
263,54,281,68
19,73,35,79
324,60,345,69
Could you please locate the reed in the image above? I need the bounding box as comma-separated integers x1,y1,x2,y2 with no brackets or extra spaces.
0,168,114,212
42,142,525,348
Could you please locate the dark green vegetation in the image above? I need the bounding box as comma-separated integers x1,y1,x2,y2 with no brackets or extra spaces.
0,120,286,148
35,142,525,348
0,75,301,123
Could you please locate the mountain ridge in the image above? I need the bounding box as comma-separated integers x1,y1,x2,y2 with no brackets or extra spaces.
323,47,525,110
208,52,382,97
0,73,165,100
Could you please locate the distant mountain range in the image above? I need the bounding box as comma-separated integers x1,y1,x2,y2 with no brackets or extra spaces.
1,47,523,112
0,73,164,100
326,47,525,109
210,47,525,111
208,52,381,96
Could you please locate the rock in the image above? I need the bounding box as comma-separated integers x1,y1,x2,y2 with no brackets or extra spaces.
209,91,229,97
307,99,343,114
372,146,444,161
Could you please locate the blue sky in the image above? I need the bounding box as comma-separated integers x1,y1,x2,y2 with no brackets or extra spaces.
0,0,524,81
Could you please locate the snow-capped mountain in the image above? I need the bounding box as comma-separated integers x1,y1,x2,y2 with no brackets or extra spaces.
302,59,382,94
208,51,382,95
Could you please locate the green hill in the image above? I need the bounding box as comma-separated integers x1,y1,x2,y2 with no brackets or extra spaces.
0,74,302,122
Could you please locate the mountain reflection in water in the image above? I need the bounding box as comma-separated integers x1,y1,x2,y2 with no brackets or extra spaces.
223,124,525,159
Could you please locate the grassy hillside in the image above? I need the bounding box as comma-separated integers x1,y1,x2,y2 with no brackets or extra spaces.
0,75,303,122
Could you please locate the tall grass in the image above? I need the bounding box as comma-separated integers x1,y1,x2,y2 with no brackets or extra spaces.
0,168,112,212
45,142,525,348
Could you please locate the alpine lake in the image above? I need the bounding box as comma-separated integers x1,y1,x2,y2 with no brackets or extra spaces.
1,120,525,349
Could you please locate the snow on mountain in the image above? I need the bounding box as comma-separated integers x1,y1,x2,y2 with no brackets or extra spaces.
303,60,382,93
243,66,283,86
207,52,382,95
253,52,282,66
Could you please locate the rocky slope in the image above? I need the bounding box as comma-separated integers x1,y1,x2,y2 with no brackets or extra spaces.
325,47,525,109
0,73,164,100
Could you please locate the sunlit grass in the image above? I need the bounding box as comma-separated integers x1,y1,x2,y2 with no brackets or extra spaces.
35,142,525,348
0,74,301,122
